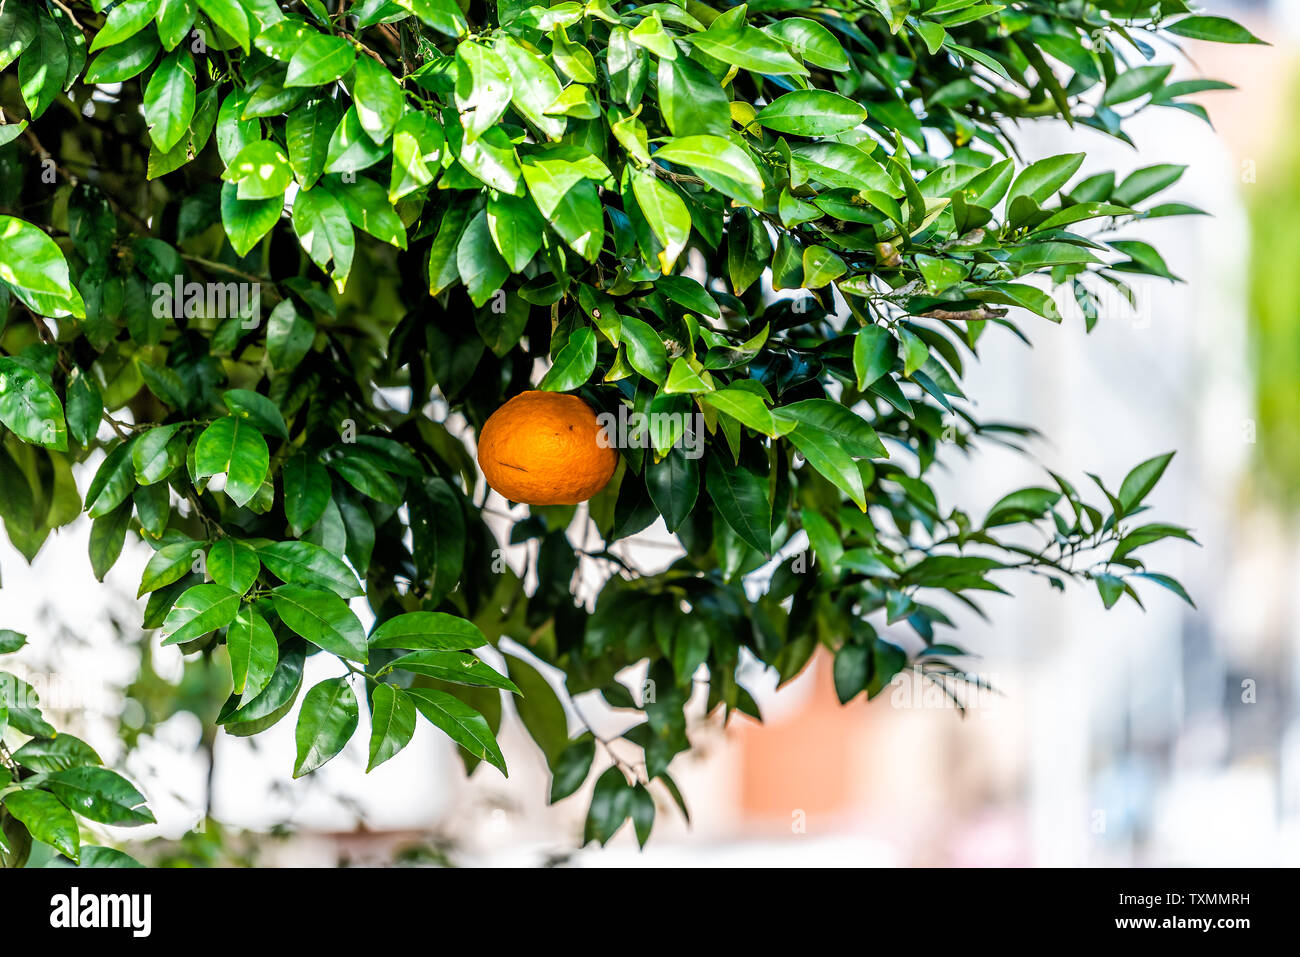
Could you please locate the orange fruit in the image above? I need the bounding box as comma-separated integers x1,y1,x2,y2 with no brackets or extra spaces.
477,391,618,505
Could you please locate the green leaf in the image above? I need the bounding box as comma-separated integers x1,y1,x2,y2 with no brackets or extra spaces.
777,409,878,509
294,677,359,777
389,110,444,201
833,642,870,703
327,449,402,504
272,584,368,662
757,90,866,136
494,37,566,140
663,358,712,394
1132,571,1195,608
630,784,655,847
1118,451,1174,513
256,540,359,599
138,540,198,597
293,186,355,290
324,107,390,175
455,209,508,307
223,139,293,201
1095,573,1124,609
485,191,543,272
222,389,288,441
618,313,668,385
1103,64,1173,106
549,735,596,802
1007,152,1084,208
46,767,153,826
89,502,132,581
266,298,315,369
646,444,701,532
83,440,134,518
197,0,251,53
79,846,144,868
285,31,355,88
227,605,278,701
584,766,633,845
0,358,67,450
686,24,808,76
208,538,260,595
768,17,850,71
0,3,37,73
1111,523,1198,563
283,455,332,534
899,326,928,376
984,486,1060,526
1165,16,1266,45
161,583,242,645
657,55,730,137
551,25,596,82
539,326,597,392
19,13,68,120
220,182,282,257
193,416,269,507
699,387,782,437
388,650,519,692
0,215,85,319
2,790,79,861
353,54,405,144
853,325,895,389
12,735,102,773
62,370,100,449
505,653,569,765
776,399,887,458
0,672,55,738
156,0,196,51
791,142,892,193
655,135,764,207
407,687,507,775
321,175,407,248
218,640,305,735
706,454,771,554
455,41,512,142
144,48,196,153
285,97,340,189
367,683,417,771
803,245,846,288
84,29,159,83
216,89,260,165
542,178,604,262
131,423,185,485
630,170,691,273
0,629,26,654
369,611,486,651
396,0,467,39
1112,164,1185,207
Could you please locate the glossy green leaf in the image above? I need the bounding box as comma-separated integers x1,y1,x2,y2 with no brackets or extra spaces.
757,90,866,136
367,683,417,771
407,687,507,774
227,605,278,701
293,677,359,777
271,584,368,662
2,790,79,861
144,48,196,153
46,767,154,826
161,583,242,645
193,416,270,507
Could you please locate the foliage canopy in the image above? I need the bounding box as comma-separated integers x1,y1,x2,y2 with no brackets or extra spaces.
0,0,1250,860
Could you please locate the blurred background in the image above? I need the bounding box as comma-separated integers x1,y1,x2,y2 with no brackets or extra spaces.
3,0,1298,867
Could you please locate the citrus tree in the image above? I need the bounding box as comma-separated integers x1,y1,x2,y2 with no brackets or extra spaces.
0,0,1251,861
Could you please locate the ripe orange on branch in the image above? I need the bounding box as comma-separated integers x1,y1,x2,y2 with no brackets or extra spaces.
477,391,618,505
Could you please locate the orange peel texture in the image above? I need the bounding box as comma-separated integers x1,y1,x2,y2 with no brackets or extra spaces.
477,391,618,505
